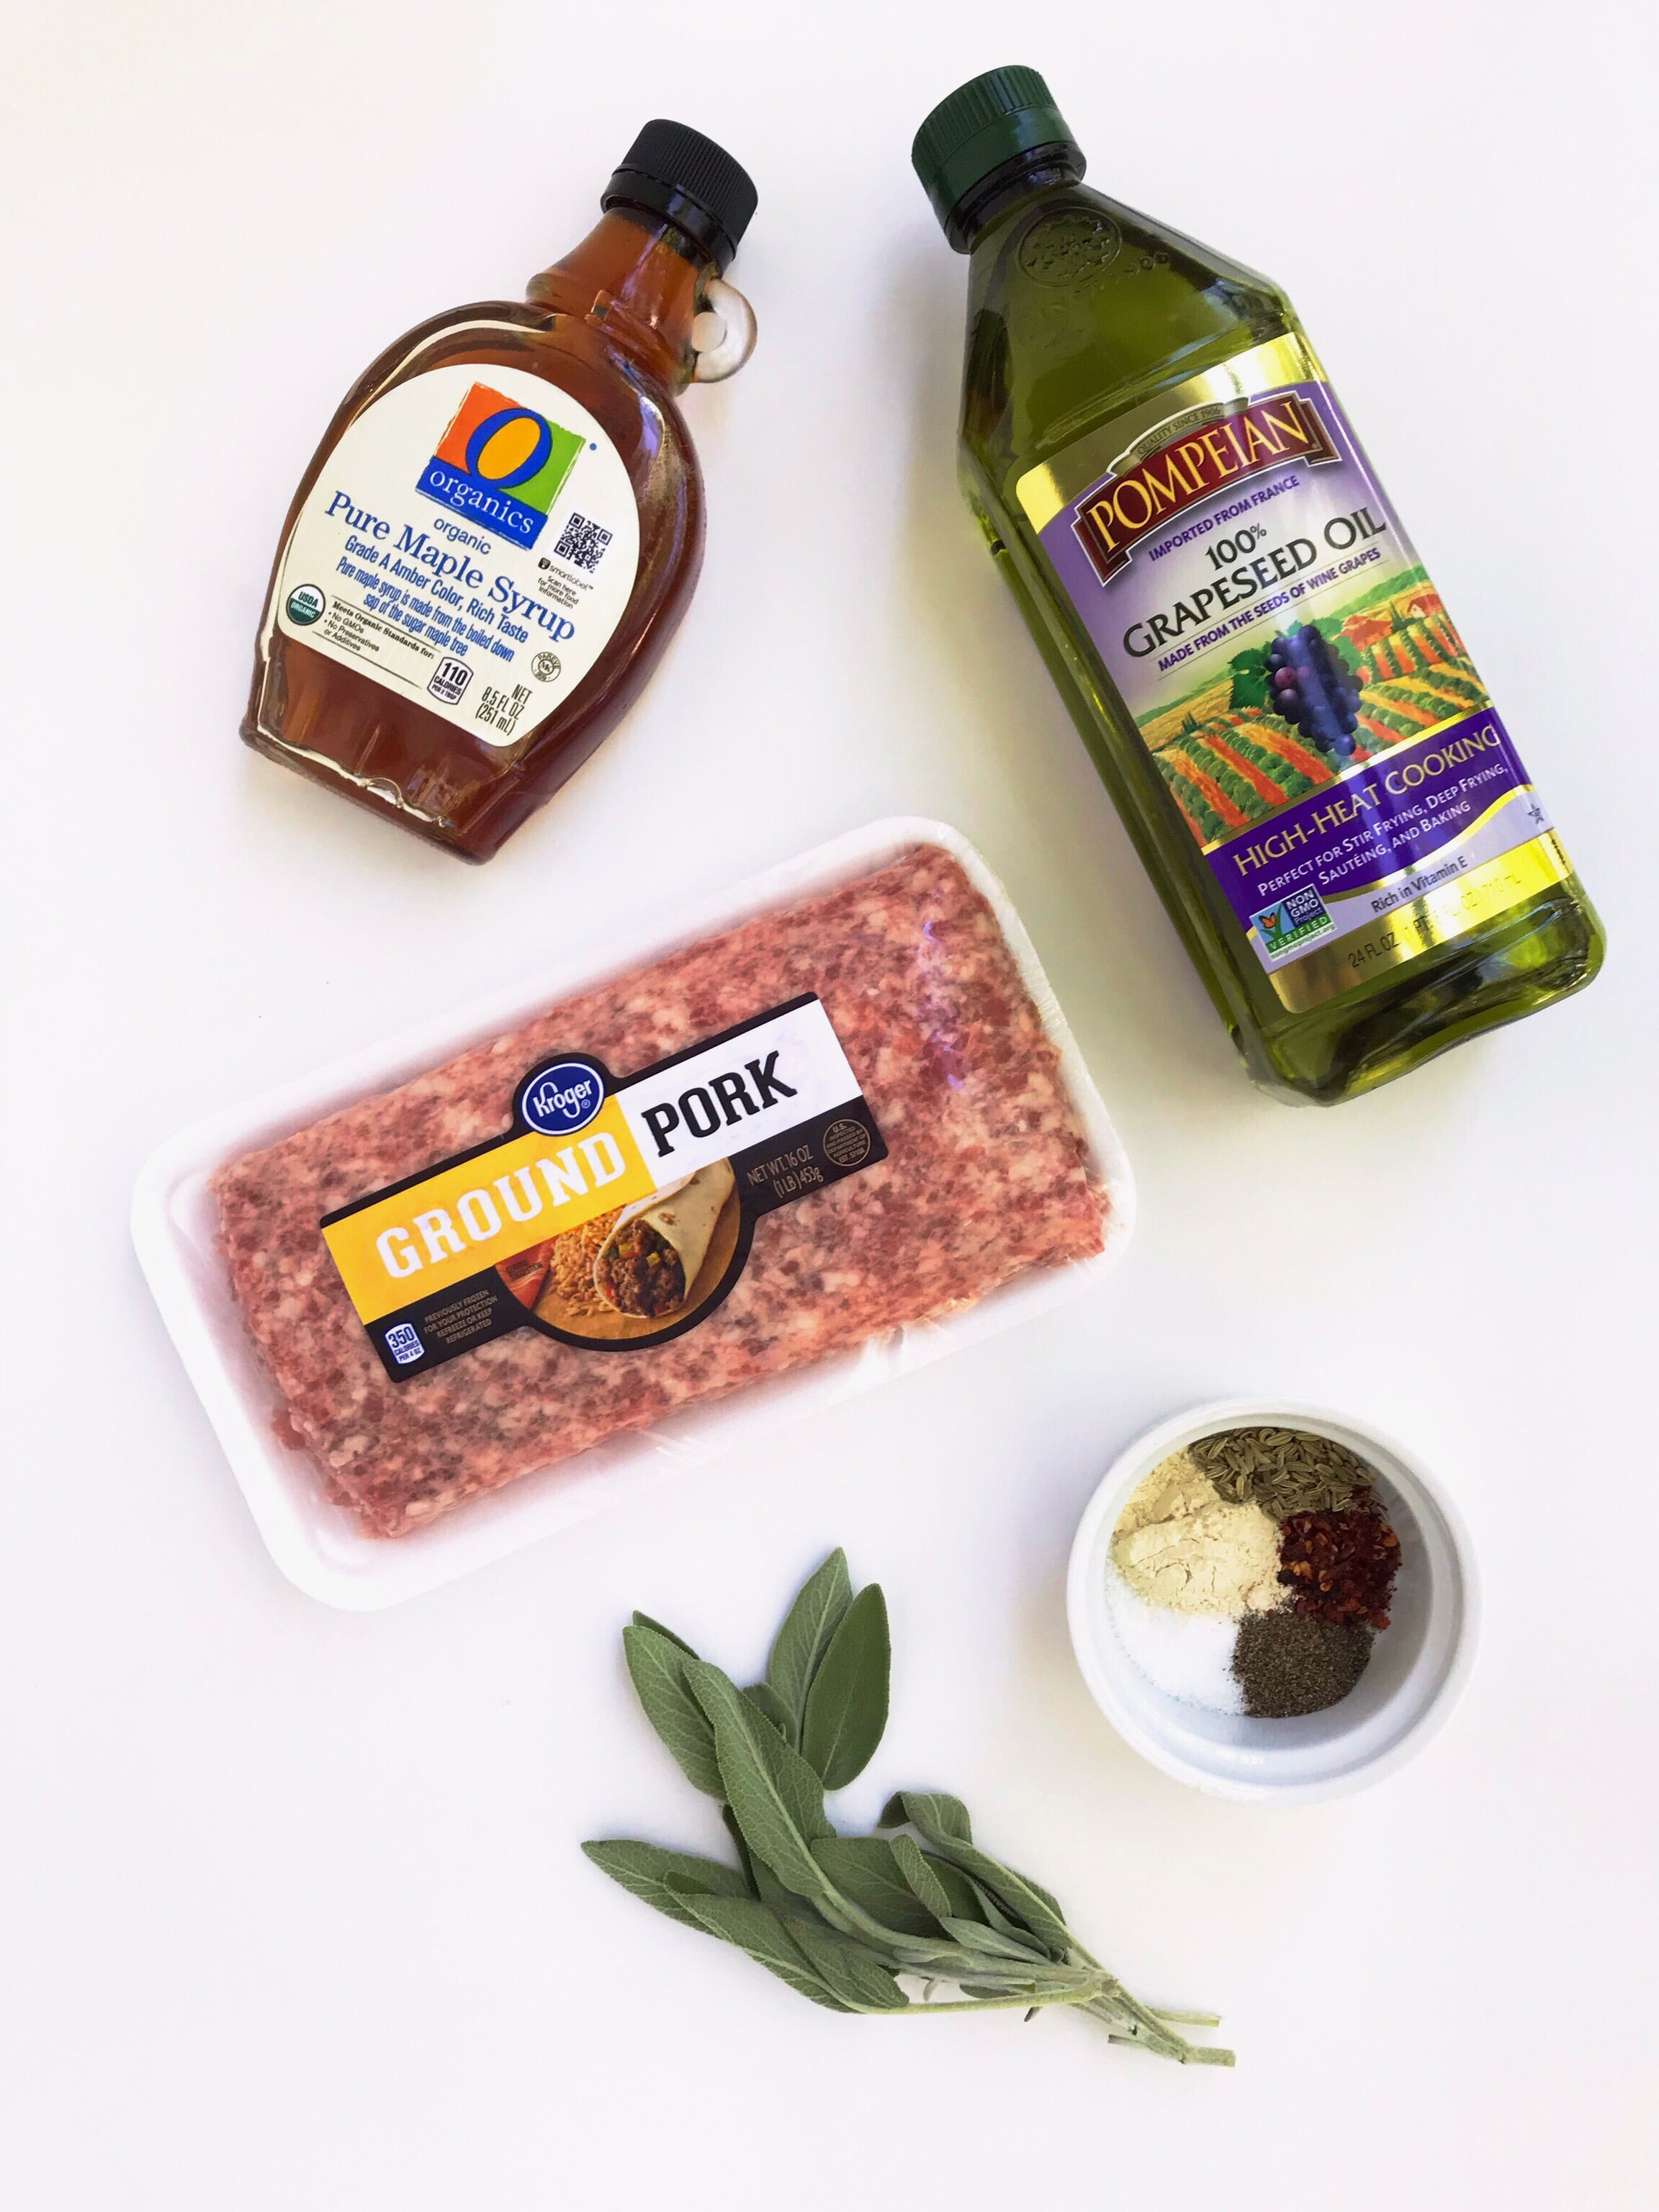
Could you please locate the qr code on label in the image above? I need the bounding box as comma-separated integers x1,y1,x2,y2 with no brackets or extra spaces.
383,1322,424,1366
552,512,612,571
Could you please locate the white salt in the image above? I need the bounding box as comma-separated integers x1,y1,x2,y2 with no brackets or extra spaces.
1103,1566,1245,1714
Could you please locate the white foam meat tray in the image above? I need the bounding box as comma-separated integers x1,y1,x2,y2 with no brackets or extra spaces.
132,817,1136,1608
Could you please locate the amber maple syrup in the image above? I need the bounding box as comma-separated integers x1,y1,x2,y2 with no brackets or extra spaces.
243,121,757,861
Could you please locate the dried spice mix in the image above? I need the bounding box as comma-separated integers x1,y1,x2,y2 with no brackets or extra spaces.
1232,1613,1373,1719
1189,1426,1372,1519
1278,1502,1400,1630
1107,1424,1403,1719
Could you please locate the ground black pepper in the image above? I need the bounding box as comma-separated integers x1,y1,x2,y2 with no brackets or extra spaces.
1231,1611,1373,1717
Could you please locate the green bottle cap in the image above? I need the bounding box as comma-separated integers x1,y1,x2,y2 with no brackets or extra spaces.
911,66,1082,242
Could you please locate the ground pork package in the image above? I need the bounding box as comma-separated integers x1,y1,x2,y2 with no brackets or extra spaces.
134,820,1133,1605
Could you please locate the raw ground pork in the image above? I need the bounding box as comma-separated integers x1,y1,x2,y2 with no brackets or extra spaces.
214,847,1109,1536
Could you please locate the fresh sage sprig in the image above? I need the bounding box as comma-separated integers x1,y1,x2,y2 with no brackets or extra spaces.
583,1551,1233,2064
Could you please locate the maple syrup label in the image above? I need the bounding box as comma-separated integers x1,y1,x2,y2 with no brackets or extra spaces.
272,361,640,747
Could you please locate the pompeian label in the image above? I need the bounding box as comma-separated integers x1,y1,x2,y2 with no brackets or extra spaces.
1022,344,1576,1010
1071,391,1339,583
272,357,639,748
320,997,886,1380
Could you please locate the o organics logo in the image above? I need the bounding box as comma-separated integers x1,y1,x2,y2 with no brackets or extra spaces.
415,382,585,548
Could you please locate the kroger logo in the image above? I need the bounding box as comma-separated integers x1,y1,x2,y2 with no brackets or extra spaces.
519,1058,605,1137
415,381,585,547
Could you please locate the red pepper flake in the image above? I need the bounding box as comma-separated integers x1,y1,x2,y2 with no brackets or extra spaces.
1277,1501,1401,1631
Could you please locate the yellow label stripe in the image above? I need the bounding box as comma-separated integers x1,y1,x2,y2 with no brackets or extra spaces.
320,1096,656,1325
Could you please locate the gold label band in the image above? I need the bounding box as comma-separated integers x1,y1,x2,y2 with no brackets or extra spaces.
1266,833,1574,1011
1016,334,1324,533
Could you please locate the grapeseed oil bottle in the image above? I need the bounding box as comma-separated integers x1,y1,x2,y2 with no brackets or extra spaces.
913,68,1602,1104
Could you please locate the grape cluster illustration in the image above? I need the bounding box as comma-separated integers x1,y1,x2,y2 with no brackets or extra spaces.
1266,624,1362,760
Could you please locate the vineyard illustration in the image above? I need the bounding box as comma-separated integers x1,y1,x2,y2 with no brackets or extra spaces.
1141,567,1490,847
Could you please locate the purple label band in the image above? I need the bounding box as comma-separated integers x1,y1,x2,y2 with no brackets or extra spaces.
1209,709,1551,968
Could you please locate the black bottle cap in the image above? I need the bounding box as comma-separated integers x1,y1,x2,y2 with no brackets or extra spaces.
602,120,757,272
912,67,1082,248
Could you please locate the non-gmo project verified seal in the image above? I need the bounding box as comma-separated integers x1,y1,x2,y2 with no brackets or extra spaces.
1253,886,1334,961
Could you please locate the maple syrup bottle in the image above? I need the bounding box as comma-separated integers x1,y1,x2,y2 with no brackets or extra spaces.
243,122,757,861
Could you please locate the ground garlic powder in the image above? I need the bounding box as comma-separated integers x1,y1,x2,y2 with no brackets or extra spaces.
1111,1449,1284,1617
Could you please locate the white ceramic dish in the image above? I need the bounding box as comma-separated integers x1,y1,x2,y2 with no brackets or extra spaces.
133,817,1134,1610
1066,1400,1478,1803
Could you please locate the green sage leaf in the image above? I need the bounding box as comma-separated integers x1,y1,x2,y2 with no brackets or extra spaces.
913,1838,1073,1960
800,1584,890,1790
675,1893,853,2012
595,1563,1233,2065
685,1661,842,1915
623,1623,724,1797
752,1858,797,1910
961,1853,1071,1955
728,1801,794,1908
700,1661,835,1846
785,1919,909,2012
580,1840,751,1932
721,1804,760,1898
630,1611,698,1656
920,1853,987,1923
999,1864,1066,1927
812,1836,947,1939
742,1681,793,1737
963,1874,1031,1942
881,1791,973,1844
766,1550,852,1745
888,1833,955,1925
940,1916,1048,1963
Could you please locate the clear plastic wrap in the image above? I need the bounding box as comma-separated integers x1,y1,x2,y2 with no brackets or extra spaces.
133,819,1134,1606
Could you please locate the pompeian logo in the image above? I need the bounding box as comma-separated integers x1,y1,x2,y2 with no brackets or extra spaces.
518,1057,606,1137
415,382,585,547
1073,390,1339,585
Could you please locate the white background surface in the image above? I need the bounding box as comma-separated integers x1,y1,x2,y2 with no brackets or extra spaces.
3,3,1653,2203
